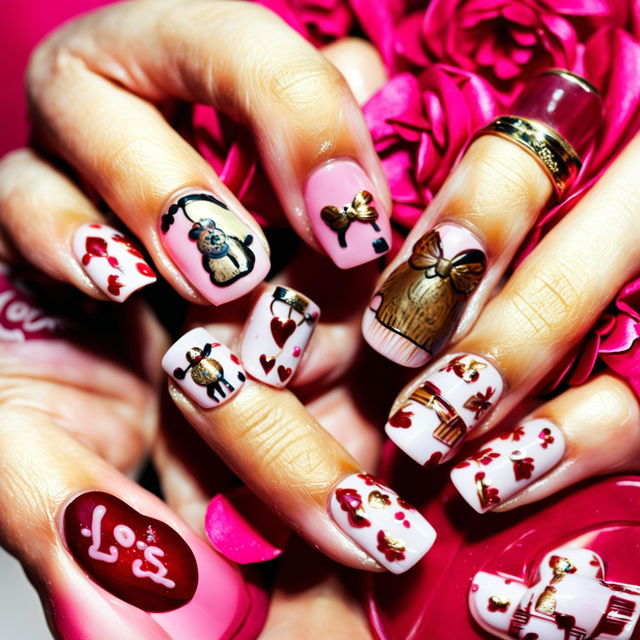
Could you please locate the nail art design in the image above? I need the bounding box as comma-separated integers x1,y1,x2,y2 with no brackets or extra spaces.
469,547,640,639
162,327,246,408
63,492,198,612
305,159,391,269
328,473,436,574
159,192,269,305
241,285,319,387
451,419,565,513
72,224,156,301
385,353,504,466
363,223,486,367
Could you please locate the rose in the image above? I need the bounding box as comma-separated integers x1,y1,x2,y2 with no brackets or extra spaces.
409,0,611,97
363,64,501,227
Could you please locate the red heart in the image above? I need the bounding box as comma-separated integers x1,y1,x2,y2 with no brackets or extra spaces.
270,317,296,348
63,492,198,612
260,354,275,374
277,365,292,382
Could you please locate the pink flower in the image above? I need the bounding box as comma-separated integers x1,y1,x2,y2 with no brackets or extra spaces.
364,65,500,226
415,0,610,97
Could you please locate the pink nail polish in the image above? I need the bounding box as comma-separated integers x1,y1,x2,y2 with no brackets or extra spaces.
450,418,565,513
470,547,640,639
241,285,319,387
159,191,270,305
363,223,486,367
328,472,436,574
304,159,391,269
162,327,246,409
72,224,156,301
385,353,504,466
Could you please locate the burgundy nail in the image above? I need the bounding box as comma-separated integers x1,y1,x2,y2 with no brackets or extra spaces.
63,492,198,612
513,69,603,159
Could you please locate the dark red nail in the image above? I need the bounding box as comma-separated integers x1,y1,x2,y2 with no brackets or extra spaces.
63,492,198,612
513,69,603,159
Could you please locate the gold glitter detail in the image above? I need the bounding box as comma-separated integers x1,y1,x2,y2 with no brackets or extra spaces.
368,491,391,509
535,586,558,615
489,595,511,610
382,532,406,553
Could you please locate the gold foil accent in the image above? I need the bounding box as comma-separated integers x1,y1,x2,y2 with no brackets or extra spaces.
461,359,487,381
489,595,511,611
368,490,391,509
382,532,406,553
535,586,558,615
372,229,485,354
186,347,223,385
272,286,309,314
321,190,378,231
410,382,467,447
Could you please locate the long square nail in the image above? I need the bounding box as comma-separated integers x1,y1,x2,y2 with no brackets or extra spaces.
304,159,391,269
328,472,436,574
385,353,504,466
241,285,320,387
450,418,565,513
159,191,270,305
162,327,246,408
363,223,486,367
73,224,156,301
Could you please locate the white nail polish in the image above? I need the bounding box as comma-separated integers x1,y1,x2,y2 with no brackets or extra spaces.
72,224,156,301
241,285,319,387
328,472,436,574
450,418,565,513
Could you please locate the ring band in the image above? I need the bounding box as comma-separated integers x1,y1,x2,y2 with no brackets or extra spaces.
476,115,582,197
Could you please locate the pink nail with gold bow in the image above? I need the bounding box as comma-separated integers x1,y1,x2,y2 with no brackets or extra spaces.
385,353,504,467
73,224,156,301
241,285,320,387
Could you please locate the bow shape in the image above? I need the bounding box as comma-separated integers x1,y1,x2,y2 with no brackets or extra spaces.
321,190,379,247
409,230,486,294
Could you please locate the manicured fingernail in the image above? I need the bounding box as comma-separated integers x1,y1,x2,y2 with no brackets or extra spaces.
385,353,504,466
162,327,246,408
304,159,391,269
62,492,198,612
72,224,156,301
469,548,640,639
328,472,436,574
363,223,486,367
241,285,320,387
450,418,565,513
159,191,270,305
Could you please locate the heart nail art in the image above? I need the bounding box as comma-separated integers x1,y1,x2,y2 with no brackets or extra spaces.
241,286,319,388
277,365,292,382
63,492,198,612
270,317,296,347
260,354,275,374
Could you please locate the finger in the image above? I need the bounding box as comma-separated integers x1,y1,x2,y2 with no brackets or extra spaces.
28,1,392,309
362,70,603,367
450,374,640,513
0,405,252,639
163,327,436,574
0,149,156,301
384,126,640,467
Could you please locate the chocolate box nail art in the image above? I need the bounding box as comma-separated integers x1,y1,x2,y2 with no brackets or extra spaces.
304,159,391,269
451,418,565,513
328,472,436,574
73,224,156,301
162,327,246,409
363,223,486,367
385,353,504,467
241,285,319,387
469,546,640,639
159,192,269,305
63,492,198,612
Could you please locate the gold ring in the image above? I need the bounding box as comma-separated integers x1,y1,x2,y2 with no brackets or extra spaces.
476,115,582,197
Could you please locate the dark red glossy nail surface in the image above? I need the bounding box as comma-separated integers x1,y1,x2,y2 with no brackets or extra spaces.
63,492,198,612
